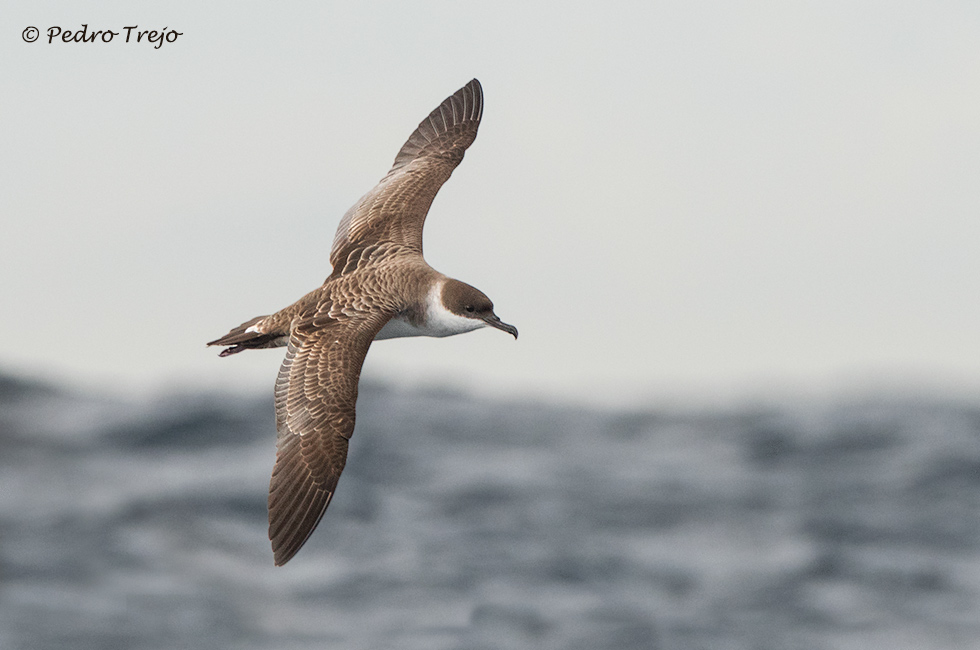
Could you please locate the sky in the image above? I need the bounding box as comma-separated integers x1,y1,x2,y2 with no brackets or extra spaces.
1,1,979,407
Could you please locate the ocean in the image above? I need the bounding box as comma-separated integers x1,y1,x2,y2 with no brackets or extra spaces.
2,372,979,649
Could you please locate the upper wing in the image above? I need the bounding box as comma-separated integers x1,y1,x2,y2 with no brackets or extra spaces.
329,79,483,272
267,306,392,566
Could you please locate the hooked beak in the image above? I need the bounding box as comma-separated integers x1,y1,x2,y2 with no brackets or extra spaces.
484,314,518,339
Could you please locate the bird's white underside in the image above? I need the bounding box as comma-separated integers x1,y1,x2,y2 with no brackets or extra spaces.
244,281,483,345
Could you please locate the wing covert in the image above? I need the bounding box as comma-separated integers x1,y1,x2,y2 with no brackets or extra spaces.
268,308,392,565
329,79,483,271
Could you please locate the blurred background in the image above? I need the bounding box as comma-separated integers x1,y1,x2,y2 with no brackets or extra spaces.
2,2,979,648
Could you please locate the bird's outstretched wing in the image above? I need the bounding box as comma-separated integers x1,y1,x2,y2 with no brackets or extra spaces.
329,79,483,272
267,306,392,565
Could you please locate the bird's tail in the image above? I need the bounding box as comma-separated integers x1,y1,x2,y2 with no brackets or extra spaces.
207,315,283,357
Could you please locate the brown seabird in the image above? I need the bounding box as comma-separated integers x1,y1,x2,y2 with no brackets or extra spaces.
208,79,517,566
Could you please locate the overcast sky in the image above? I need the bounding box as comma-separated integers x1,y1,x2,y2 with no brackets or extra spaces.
2,2,978,406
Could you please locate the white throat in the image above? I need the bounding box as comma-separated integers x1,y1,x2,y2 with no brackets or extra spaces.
374,280,485,340
424,280,486,337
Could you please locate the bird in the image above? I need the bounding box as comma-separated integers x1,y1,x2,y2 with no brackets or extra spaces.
207,79,517,566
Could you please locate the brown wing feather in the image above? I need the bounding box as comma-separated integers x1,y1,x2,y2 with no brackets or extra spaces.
268,307,392,565
329,79,483,272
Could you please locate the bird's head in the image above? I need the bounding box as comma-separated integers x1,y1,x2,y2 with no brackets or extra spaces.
441,279,518,339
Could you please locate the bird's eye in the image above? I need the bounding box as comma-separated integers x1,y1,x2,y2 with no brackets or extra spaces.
465,305,475,313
